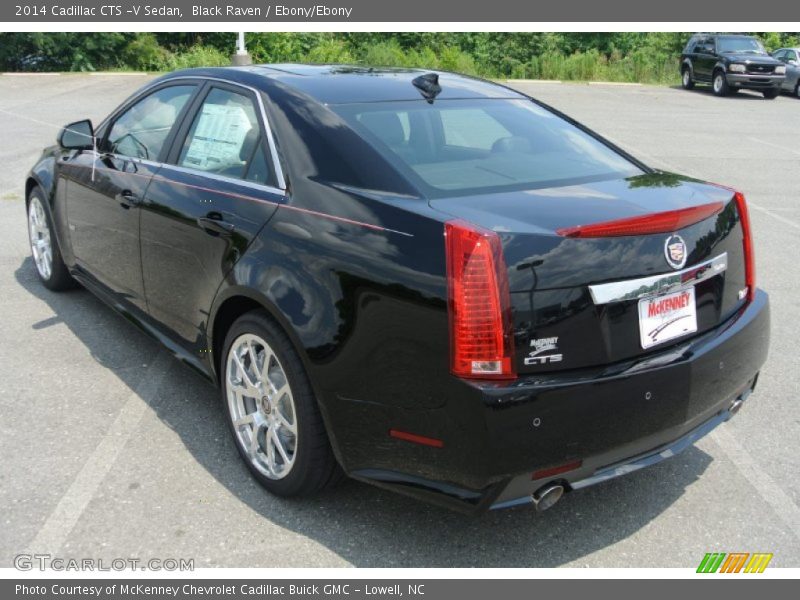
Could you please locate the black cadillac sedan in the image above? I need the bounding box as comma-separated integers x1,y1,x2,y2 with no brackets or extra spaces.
26,65,770,514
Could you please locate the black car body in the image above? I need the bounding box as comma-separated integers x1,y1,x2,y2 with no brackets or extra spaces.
26,65,770,514
681,34,785,97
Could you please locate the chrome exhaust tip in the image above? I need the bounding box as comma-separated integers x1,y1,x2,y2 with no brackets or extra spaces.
729,397,744,417
532,483,565,512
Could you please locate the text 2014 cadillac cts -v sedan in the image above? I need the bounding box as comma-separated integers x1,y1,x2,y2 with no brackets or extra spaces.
26,65,770,513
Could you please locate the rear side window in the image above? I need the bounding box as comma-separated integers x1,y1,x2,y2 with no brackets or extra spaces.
107,85,195,160
336,99,642,198
177,87,273,185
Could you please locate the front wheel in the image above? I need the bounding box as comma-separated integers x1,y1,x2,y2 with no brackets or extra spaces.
27,188,75,291
712,71,730,96
221,310,341,497
681,67,695,90
763,88,779,99
795,82,800,99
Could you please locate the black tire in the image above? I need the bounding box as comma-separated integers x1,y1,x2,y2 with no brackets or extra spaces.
681,66,695,90
795,82,800,99
712,70,730,96
763,88,779,100
26,187,76,291
220,309,341,497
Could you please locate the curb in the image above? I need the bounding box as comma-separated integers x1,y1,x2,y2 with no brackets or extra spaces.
588,81,642,86
2,72,61,76
504,79,562,84
505,79,645,86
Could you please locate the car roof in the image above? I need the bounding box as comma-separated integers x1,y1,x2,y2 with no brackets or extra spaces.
161,64,526,105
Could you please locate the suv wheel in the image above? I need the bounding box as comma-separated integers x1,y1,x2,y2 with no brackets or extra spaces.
712,71,729,96
794,82,799,99
763,88,779,100
221,310,341,497
681,66,695,90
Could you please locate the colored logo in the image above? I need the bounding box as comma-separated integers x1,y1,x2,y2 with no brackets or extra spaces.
664,234,688,269
696,552,773,573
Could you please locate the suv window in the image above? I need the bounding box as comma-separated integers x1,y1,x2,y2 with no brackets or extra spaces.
177,87,272,184
716,37,767,55
684,35,702,54
107,85,195,160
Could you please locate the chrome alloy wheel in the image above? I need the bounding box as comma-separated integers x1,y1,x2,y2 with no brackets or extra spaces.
28,196,52,280
226,333,298,479
682,69,691,87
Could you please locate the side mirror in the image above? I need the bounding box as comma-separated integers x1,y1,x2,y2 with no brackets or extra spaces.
58,119,94,150
790,60,799,66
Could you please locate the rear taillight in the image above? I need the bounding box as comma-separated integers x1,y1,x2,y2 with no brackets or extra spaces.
734,191,756,302
556,202,724,238
445,220,516,380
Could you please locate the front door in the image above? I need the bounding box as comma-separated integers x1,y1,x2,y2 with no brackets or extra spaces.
64,84,197,309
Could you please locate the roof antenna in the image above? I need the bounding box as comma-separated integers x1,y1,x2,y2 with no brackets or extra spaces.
412,73,442,103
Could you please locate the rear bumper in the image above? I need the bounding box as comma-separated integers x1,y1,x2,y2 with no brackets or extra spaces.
726,73,784,89
351,289,770,514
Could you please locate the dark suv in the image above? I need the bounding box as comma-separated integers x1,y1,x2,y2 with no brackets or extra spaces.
681,34,785,98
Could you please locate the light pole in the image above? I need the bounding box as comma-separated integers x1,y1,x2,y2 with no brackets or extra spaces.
231,32,252,66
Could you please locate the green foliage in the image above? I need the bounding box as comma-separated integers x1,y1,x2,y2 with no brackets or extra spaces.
1,32,798,84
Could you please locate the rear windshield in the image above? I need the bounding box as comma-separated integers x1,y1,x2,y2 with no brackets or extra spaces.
333,99,642,198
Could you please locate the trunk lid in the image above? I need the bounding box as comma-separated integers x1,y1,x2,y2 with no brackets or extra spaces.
431,173,750,374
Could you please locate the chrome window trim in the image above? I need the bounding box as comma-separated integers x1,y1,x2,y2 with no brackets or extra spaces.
97,75,287,191
588,253,728,305
85,151,285,198
158,162,286,198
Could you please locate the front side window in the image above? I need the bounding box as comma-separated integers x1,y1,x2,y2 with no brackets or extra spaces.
336,99,642,198
107,85,195,160
178,87,271,184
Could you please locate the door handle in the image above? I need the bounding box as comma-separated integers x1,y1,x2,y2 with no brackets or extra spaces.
197,214,236,236
117,190,141,209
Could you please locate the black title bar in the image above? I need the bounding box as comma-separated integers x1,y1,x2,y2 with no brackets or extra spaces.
4,1,800,22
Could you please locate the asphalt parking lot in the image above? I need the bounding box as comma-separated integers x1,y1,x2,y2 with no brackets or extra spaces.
1,74,798,568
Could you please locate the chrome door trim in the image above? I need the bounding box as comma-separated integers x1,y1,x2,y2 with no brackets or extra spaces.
589,252,728,305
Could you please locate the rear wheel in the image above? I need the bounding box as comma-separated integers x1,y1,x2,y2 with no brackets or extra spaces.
681,66,695,90
221,310,341,497
794,82,799,98
763,88,779,99
27,188,75,291
712,71,729,96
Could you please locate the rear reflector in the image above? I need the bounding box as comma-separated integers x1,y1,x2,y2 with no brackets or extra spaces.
556,202,724,238
733,191,756,302
445,220,516,380
389,429,444,448
532,460,583,480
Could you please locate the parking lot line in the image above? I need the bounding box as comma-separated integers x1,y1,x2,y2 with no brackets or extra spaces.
748,136,800,157
711,427,800,542
26,352,172,555
748,201,800,232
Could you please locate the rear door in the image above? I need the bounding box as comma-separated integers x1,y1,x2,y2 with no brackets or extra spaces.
140,81,284,351
63,83,197,310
